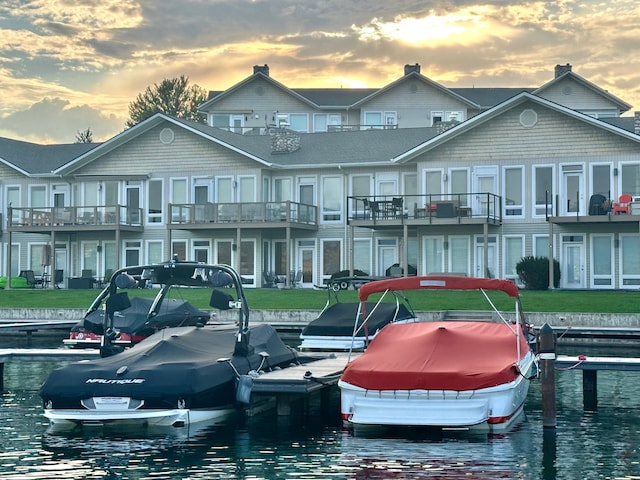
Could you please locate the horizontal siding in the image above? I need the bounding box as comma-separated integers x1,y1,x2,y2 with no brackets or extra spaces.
539,77,620,111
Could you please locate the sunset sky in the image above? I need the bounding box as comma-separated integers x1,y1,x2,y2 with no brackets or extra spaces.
1,0,639,144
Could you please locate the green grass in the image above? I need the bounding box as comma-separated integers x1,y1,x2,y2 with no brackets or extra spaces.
0,287,638,313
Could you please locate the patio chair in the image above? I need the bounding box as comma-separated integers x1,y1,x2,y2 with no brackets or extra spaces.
292,270,303,288
612,194,632,215
588,194,607,215
19,270,42,288
53,269,63,289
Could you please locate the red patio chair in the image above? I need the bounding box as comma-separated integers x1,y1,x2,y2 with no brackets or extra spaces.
612,194,632,215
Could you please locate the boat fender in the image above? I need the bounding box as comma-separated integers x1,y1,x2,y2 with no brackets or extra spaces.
236,375,253,404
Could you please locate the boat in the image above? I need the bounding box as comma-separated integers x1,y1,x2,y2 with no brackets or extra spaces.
40,260,313,429
338,275,537,433
64,263,215,349
299,286,416,350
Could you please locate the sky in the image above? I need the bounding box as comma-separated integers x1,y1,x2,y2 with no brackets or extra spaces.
1,0,640,145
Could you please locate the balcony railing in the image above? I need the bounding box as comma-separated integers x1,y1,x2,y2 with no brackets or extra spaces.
169,201,317,226
348,193,503,223
8,206,143,228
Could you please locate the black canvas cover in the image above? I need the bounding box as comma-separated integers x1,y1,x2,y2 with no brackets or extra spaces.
301,302,414,338
41,324,303,410
79,297,210,336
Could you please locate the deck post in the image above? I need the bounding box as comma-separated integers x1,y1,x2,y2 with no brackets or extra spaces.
538,323,557,428
583,370,598,412
0,362,3,390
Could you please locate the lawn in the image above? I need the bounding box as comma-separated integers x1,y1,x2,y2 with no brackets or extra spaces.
0,287,638,314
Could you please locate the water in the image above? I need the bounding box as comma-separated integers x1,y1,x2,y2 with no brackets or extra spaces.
1,334,640,479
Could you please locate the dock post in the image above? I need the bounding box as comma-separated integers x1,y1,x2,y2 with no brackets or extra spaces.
0,362,3,390
538,323,556,428
583,370,598,412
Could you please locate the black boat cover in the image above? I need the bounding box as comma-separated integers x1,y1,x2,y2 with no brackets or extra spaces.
79,297,210,336
41,324,303,409
301,302,414,338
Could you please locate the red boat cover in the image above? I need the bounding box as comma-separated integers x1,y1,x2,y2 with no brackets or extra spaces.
358,276,520,301
341,321,530,391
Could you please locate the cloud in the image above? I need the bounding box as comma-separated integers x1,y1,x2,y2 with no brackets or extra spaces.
0,98,125,144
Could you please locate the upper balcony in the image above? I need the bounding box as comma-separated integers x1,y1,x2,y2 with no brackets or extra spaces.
168,201,318,230
7,206,144,233
547,193,640,225
348,193,503,228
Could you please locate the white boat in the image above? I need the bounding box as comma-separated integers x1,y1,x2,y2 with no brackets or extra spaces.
338,275,536,432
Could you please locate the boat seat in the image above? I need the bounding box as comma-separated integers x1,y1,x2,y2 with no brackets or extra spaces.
210,289,234,310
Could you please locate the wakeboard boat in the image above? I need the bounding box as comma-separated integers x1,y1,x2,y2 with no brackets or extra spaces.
40,260,311,429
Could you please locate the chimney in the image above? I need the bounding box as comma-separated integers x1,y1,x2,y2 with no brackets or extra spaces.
554,63,572,78
404,63,421,75
635,111,640,135
253,64,270,76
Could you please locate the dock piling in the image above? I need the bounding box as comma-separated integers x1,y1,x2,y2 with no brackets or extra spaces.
538,323,557,428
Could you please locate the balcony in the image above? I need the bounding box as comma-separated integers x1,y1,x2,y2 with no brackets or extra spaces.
547,193,640,225
7,206,144,232
348,194,503,227
168,201,318,230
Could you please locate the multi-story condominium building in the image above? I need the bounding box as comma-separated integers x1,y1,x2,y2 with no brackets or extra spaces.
2,63,639,290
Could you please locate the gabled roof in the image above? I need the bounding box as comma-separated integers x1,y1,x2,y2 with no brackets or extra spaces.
392,92,640,164
0,137,99,176
450,88,534,110
199,72,320,111
534,70,632,113
54,114,274,175
349,71,480,110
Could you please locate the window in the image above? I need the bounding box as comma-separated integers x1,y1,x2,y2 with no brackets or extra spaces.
322,176,342,222
353,239,372,276
504,236,524,282
450,169,468,206
449,236,469,275
322,239,341,280
504,167,524,216
424,170,444,203
240,240,255,285
146,240,163,265
147,179,163,224
276,113,308,132
238,176,256,202
621,163,640,196
533,235,550,258
431,111,463,125
591,234,613,288
620,234,640,287
6,186,20,225
534,165,553,216
170,178,188,222
172,241,187,262
29,185,46,207
210,114,230,128
592,164,612,199
363,111,397,129
216,177,233,202
423,237,444,274
274,178,292,202
313,114,341,132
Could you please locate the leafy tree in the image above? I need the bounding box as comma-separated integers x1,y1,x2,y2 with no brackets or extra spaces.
75,128,93,143
126,76,207,127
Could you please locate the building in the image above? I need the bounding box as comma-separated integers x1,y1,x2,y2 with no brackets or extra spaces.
1,64,639,289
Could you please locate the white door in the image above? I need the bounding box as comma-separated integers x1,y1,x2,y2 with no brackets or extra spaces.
562,243,584,288
562,170,584,215
378,244,397,276
297,246,315,287
473,168,497,216
475,242,497,278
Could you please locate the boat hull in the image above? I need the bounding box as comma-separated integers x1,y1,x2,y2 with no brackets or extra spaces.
44,406,236,429
339,352,535,432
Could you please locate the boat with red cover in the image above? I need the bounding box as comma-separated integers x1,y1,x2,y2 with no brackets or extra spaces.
338,275,536,432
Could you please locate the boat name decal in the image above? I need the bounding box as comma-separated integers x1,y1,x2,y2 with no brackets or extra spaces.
85,378,145,384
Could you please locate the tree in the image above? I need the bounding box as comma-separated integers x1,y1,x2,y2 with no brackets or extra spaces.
126,76,207,127
75,128,93,143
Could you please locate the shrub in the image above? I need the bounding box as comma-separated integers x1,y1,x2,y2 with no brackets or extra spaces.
516,256,560,290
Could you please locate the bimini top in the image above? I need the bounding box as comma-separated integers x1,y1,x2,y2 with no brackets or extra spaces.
340,321,530,391
358,275,520,301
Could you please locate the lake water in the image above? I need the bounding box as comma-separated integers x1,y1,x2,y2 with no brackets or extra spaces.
1,333,639,479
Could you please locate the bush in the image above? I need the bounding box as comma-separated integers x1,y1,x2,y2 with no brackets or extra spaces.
516,256,560,290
